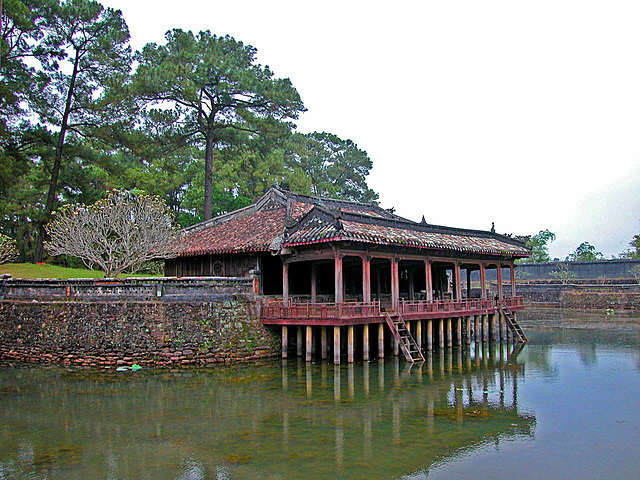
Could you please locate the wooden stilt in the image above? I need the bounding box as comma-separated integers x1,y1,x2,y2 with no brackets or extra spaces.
333,326,341,365
427,320,433,351
321,327,328,359
482,314,488,343
306,325,312,362
439,319,444,349
456,317,462,346
465,316,471,345
363,324,370,361
474,315,480,342
416,320,422,351
347,326,354,363
378,323,384,358
282,325,288,358
297,326,303,357
446,318,452,348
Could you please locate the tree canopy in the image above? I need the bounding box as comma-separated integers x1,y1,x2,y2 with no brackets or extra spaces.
566,242,604,262
0,0,379,267
522,230,556,263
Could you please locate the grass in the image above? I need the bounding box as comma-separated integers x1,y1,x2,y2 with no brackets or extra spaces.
0,263,158,279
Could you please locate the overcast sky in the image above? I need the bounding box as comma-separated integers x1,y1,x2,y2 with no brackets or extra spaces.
101,0,640,259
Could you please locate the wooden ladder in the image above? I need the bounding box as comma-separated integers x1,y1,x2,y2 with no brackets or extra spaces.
384,313,425,363
500,305,528,343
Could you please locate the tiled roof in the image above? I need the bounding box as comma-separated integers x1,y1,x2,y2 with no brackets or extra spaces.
181,208,287,256
177,188,530,258
283,211,529,257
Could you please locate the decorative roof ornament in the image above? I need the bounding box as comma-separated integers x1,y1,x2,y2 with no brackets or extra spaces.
421,215,426,225
491,222,495,233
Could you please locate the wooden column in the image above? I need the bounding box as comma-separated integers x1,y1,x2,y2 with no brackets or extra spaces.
306,326,312,362
480,263,487,299
456,317,462,346
425,259,433,301
427,319,433,351
482,315,488,343
378,324,385,358
416,320,422,351
310,264,317,303
363,324,370,361
408,269,415,301
446,318,452,348
297,326,303,357
348,326,355,363
490,313,497,341
439,319,444,349
391,257,399,312
335,253,344,304
465,316,471,344
496,264,503,301
282,325,288,358
362,255,371,303
510,264,516,297
282,261,289,306
454,262,462,300
321,327,328,359
466,268,472,299
333,326,341,365
474,315,480,342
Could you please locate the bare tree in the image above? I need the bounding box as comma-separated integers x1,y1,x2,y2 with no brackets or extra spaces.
45,191,182,278
0,234,19,265
550,263,576,285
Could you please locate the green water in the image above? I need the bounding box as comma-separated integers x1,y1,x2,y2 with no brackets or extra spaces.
1,312,640,479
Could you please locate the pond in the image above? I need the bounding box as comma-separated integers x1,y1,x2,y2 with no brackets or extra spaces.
1,308,639,479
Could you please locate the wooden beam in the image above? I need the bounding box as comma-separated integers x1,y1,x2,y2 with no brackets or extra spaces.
480,264,487,299
497,264,503,301
510,264,516,297
391,257,399,312
425,259,433,302
454,261,462,300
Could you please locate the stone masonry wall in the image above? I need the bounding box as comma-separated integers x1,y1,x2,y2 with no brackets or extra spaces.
0,296,280,367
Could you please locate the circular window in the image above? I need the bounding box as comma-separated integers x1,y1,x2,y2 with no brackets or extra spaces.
212,260,223,276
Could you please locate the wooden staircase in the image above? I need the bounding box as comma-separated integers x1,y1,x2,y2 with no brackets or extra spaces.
384,313,425,363
500,305,528,343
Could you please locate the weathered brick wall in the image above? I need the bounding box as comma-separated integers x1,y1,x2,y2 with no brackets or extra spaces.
517,283,640,309
0,296,280,367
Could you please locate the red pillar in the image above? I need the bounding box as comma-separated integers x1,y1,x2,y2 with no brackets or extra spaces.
362,255,371,303
391,257,399,311
311,263,317,303
496,264,503,301
510,264,516,297
454,261,462,300
335,253,344,304
425,259,433,301
480,263,487,299
282,261,289,306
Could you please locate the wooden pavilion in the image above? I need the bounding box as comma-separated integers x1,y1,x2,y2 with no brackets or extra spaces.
167,188,530,364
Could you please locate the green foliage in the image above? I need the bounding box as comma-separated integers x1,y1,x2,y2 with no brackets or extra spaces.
0,262,158,279
132,29,305,219
520,229,556,263
620,225,640,259
284,132,379,202
549,263,576,285
566,242,604,262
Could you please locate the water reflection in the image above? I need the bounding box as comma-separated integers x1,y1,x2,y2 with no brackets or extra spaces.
0,342,534,480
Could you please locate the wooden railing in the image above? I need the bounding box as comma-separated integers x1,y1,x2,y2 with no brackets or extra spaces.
502,296,524,309
261,301,380,320
399,298,495,315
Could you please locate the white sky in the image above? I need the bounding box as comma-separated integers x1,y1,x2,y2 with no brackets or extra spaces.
101,0,640,259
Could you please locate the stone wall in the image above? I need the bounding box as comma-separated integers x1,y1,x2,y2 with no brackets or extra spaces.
509,259,640,280
0,296,280,367
517,283,640,309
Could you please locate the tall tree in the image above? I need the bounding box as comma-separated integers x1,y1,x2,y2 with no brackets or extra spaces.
132,29,305,220
32,0,132,261
521,229,556,263
284,132,378,202
566,242,604,262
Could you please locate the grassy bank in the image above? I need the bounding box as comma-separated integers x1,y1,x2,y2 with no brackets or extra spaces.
0,263,157,279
